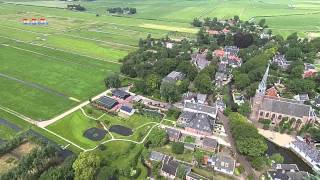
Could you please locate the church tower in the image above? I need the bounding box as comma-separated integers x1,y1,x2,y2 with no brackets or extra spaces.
250,62,270,121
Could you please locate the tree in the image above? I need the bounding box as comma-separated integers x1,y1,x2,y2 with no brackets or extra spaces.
160,82,180,103
40,156,76,180
238,102,251,117
148,128,168,147
145,74,161,94
104,74,121,88
285,47,302,61
193,72,213,94
177,61,198,81
234,73,250,90
234,15,239,22
192,18,202,27
251,157,267,170
258,19,266,27
234,33,253,48
96,166,117,180
194,150,204,165
236,138,268,157
270,153,284,164
72,152,101,180
172,142,184,154
206,50,213,61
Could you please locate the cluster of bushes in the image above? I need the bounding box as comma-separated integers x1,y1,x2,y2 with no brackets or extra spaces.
0,136,24,155
1,144,61,179
258,118,271,129
107,7,137,14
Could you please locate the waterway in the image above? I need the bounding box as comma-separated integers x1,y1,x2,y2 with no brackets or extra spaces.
266,140,313,173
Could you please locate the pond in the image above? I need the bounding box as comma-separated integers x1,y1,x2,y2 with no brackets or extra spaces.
266,140,313,173
109,125,133,136
83,127,107,141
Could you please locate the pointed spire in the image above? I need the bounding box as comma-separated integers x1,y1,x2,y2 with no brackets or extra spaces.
257,61,271,95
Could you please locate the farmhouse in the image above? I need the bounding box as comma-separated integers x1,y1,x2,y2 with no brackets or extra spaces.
183,101,217,118
251,64,317,129
94,96,118,110
160,155,180,180
289,137,320,171
208,154,235,175
112,89,130,100
294,93,310,102
182,92,208,104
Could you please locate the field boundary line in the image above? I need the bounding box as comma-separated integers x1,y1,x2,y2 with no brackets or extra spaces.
0,42,109,71
0,35,122,65
0,70,75,101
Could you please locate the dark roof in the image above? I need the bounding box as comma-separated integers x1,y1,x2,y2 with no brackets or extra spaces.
120,105,133,113
186,113,215,134
292,138,320,163
224,46,239,55
271,164,298,171
162,71,185,83
96,96,118,109
211,155,235,173
203,137,218,148
165,127,181,140
184,102,217,117
150,151,164,161
112,89,130,99
161,156,179,176
260,96,313,118
268,164,309,180
218,63,227,72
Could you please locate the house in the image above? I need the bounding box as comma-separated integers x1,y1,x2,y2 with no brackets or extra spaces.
303,63,318,78
224,46,239,55
266,87,279,97
118,105,135,118
202,137,219,152
191,52,210,70
162,71,185,84
183,101,217,118
149,151,164,162
182,92,207,104
233,93,245,105
160,156,180,179
112,89,130,100
166,42,174,49
227,55,242,68
266,163,309,180
186,172,209,180
215,99,226,112
214,49,225,57
178,111,215,136
95,96,118,110
312,96,320,107
165,127,181,142
184,143,196,151
294,93,310,102
289,137,320,171
272,54,292,70
208,154,235,175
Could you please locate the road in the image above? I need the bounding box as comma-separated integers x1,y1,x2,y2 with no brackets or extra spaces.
38,89,111,128
218,111,259,180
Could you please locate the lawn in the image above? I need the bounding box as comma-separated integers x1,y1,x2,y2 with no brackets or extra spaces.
47,110,111,149
152,144,194,163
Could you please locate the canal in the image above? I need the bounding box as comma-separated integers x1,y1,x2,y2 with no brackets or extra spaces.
266,140,313,173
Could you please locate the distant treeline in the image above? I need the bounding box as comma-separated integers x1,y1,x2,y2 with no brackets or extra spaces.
67,4,86,11
107,7,137,15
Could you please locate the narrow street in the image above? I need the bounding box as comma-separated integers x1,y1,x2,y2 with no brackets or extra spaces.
218,111,259,180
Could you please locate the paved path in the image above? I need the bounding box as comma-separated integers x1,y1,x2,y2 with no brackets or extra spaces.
38,89,111,128
218,112,260,180
258,128,294,148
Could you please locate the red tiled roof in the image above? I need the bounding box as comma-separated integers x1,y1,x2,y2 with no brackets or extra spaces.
266,87,278,97
214,50,225,57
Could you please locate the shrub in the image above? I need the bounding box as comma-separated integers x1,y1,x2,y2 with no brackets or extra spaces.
172,142,184,154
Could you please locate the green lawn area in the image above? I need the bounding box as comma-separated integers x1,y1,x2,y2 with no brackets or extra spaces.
184,136,196,143
152,144,194,163
95,141,148,180
47,110,111,149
